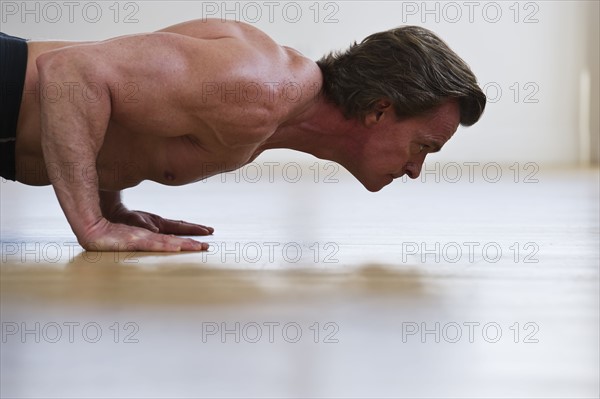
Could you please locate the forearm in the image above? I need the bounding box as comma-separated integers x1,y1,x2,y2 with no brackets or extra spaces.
37,50,112,240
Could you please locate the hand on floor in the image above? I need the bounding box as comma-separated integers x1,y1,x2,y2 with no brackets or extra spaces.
105,207,214,236
79,213,213,252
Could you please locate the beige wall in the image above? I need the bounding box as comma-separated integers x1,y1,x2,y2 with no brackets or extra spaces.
2,0,598,165
586,1,599,165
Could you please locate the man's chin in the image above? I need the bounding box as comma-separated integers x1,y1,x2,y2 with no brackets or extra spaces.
362,176,393,192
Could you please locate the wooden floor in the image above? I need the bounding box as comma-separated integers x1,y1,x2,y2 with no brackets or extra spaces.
1,164,598,398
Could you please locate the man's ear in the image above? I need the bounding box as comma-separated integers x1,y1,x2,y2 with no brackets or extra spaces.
364,99,392,127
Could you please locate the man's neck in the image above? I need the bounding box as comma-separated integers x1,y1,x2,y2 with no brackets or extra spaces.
261,94,366,164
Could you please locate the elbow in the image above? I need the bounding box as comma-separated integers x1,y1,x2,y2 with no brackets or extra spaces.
35,48,112,116
36,48,108,90
35,51,53,72
35,50,69,81
36,47,90,82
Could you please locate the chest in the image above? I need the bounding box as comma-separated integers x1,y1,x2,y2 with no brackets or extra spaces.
156,134,265,186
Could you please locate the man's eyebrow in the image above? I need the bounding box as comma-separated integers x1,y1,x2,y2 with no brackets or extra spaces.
427,139,444,153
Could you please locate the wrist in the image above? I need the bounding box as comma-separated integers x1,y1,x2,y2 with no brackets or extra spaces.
74,214,108,246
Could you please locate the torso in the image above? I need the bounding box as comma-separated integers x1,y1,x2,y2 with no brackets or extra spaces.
14,21,322,190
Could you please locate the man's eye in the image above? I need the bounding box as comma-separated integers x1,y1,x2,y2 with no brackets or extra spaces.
411,143,427,154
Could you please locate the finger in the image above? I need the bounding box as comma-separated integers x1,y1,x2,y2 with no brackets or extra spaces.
155,218,214,236
154,233,209,251
83,235,181,252
136,212,214,235
179,238,209,251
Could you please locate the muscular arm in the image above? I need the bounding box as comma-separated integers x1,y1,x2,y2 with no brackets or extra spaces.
36,35,223,251
37,49,110,242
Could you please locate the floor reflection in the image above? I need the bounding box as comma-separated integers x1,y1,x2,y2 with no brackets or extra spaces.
1,259,429,307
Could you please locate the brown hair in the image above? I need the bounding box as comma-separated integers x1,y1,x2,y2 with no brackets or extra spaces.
316,26,486,126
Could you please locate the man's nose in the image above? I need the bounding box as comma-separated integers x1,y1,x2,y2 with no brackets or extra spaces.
404,161,423,179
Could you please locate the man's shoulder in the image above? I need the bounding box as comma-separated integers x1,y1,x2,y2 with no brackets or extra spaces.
158,19,278,50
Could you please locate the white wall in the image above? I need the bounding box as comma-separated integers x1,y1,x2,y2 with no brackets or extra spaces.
2,0,598,165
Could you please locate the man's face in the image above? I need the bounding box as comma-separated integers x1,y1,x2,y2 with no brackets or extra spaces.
350,100,461,192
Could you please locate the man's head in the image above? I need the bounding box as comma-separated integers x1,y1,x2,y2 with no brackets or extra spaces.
315,26,486,191
317,25,486,125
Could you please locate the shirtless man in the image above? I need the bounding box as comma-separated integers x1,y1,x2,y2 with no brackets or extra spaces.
0,20,486,252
